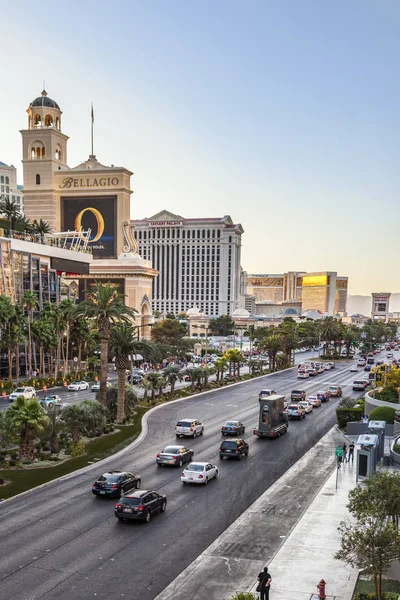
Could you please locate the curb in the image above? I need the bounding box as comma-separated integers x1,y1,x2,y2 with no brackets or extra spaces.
0,366,295,506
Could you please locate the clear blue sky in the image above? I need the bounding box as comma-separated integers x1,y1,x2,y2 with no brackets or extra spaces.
1,0,399,295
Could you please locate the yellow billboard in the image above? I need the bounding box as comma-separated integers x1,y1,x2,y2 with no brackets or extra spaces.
302,275,328,287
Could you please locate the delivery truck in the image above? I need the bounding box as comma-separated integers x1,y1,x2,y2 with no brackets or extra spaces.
253,394,289,439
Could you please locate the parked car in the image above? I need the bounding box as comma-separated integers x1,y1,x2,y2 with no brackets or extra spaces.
287,404,306,420
317,390,331,402
92,471,141,498
291,390,306,401
68,381,89,391
307,395,321,408
328,385,342,397
219,438,249,460
298,400,313,414
258,389,276,399
181,462,219,484
8,386,36,401
156,445,193,467
114,490,166,522
221,421,245,436
175,418,204,438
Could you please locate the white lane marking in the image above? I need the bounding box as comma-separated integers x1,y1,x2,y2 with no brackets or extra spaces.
226,404,238,407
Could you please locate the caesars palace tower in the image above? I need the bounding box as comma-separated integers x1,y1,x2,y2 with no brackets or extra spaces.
20,90,157,336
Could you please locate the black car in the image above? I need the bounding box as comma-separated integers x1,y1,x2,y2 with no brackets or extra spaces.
92,471,141,498
127,374,143,384
291,390,306,401
219,438,249,460
114,490,167,522
364,365,371,372
156,445,194,467
221,421,245,436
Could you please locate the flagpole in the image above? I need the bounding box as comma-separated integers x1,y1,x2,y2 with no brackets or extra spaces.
91,102,94,157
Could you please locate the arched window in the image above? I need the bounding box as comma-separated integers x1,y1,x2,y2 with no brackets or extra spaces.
41,147,45,157
5,177,9,185
54,146,62,161
0,176,3,183
36,148,41,159
55,116,60,130
34,114,42,127
45,114,53,127
36,174,41,185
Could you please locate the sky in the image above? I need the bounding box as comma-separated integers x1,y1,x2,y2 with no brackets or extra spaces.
1,0,399,295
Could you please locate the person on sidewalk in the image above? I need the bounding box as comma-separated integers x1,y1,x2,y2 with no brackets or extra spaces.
342,442,347,463
256,566,272,600
348,441,355,464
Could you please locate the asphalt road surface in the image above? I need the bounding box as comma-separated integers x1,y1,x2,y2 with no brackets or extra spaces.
0,359,368,600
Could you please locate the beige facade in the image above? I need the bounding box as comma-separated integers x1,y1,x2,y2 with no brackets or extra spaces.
20,90,157,335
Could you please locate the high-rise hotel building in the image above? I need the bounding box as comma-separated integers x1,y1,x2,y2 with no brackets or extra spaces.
132,211,244,316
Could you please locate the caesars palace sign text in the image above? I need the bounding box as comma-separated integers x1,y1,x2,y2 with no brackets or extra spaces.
59,176,119,189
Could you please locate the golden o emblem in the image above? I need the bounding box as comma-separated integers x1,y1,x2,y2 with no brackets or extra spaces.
74,208,105,242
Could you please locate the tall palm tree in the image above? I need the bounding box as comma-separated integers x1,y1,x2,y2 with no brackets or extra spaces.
22,290,39,377
163,365,183,399
319,317,341,357
7,396,49,461
31,218,52,241
143,371,161,402
10,304,26,383
0,295,16,380
224,349,244,378
214,357,228,382
110,323,154,422
261,333,282,372
76,282,137,405
58,299,77,377
61,403,88,444
0,196,21,231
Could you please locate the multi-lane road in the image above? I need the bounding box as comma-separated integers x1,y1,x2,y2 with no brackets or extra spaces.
0,360,366,600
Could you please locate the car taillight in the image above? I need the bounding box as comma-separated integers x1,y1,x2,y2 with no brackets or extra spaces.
236,449,240,452
115,503,121,509
111,484,117,489
198,474,204,478
190,427,193,431
232,427,236,430
175,426,177,430
156,453,161,458
171,455,177,459
137,505,144,511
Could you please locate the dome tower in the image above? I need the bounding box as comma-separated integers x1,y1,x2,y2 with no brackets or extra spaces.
21,90,69,227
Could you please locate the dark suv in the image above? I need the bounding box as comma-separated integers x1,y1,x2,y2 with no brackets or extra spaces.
92,471,141,498
219,438,249,460
114,490,167,523
291,390,306,401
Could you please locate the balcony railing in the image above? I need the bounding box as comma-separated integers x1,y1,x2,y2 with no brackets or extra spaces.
2,228,93,254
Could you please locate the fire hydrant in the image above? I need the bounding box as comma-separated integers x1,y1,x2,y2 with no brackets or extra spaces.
317,579,326,599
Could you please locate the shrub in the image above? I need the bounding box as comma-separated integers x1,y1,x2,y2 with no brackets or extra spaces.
339,396,356,408
354,593,400,600
374,387,399,404
68,441,86,457
336,407,363,429
230,594,258,600
368,406,396,424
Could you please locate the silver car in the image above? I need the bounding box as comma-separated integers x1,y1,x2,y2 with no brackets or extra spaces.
175,418,204,438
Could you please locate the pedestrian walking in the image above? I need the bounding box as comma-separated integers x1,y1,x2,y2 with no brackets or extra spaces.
256,566,272,600
348,441,355,464
342,442,347,463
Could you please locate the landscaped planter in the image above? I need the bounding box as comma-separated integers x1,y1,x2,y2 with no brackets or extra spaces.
364,390,400,416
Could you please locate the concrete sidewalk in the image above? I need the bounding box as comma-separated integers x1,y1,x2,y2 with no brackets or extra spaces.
154,427,359,600
261,459,357,600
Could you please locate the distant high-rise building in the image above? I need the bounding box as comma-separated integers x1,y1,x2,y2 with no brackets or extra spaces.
132,210,244,316
0,162,24,213
246,272,304,303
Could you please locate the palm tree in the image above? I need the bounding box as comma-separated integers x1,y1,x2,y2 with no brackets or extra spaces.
22,290,39,377
183,367,198,391
31,219,52,242
0,295,16,380
0,196,21,231
10,304,26,383
76,282,137,405
163,365,183,399
261,333,282,372
224,349,244,378
110,323,154,422
143,371,162,402
7,397,49,461
320,317,341,357
61,403,88,444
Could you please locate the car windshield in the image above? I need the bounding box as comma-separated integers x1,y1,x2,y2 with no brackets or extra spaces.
186,464,204,472
71,382,80,385
224,422,237,427
222,441,238,448
292,390,302,394
289,405,299,410
15,388,25,393
119,497,141,505
98,474,121,483
163,446,181,454
177,421,192,427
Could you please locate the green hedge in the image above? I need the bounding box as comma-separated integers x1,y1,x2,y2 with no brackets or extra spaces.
368,406,396,424
336,407,363,429
354,593,400,600
374,387,399,404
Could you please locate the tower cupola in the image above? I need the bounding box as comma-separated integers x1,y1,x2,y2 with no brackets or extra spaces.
27,90,62,131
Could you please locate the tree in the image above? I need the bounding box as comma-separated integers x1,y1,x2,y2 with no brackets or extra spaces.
214,357,228,382
319,316,341,356
0,196,21,230
7,397,49,461
276,320,298,363
22,290,39,377
368,405,396,424
0,295,16,380
163,365,183,399
109,323,154,422
62,404,88,444
347,470,400,528
260,333,281,371
143,371,162,401
335,517,400,600
208,315,234,337
31,218,52,240
77,282,137,405
151,319,187,348
223,349,244,377
183,367,198,392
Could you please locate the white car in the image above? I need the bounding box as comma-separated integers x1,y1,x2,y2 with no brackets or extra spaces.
357,360,366,367
297,371,309,379
350,365,359,372
181,462,218,485
307,395,321,408
68,381,89,391
91,381,112,392
322,363,331,370
298,400,313,414
175,418,204,438
8,386,36,401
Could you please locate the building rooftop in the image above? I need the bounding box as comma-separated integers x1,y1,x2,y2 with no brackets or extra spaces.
30,90,60,110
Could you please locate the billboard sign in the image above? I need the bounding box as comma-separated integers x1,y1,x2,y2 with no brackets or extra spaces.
62,196,117,258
